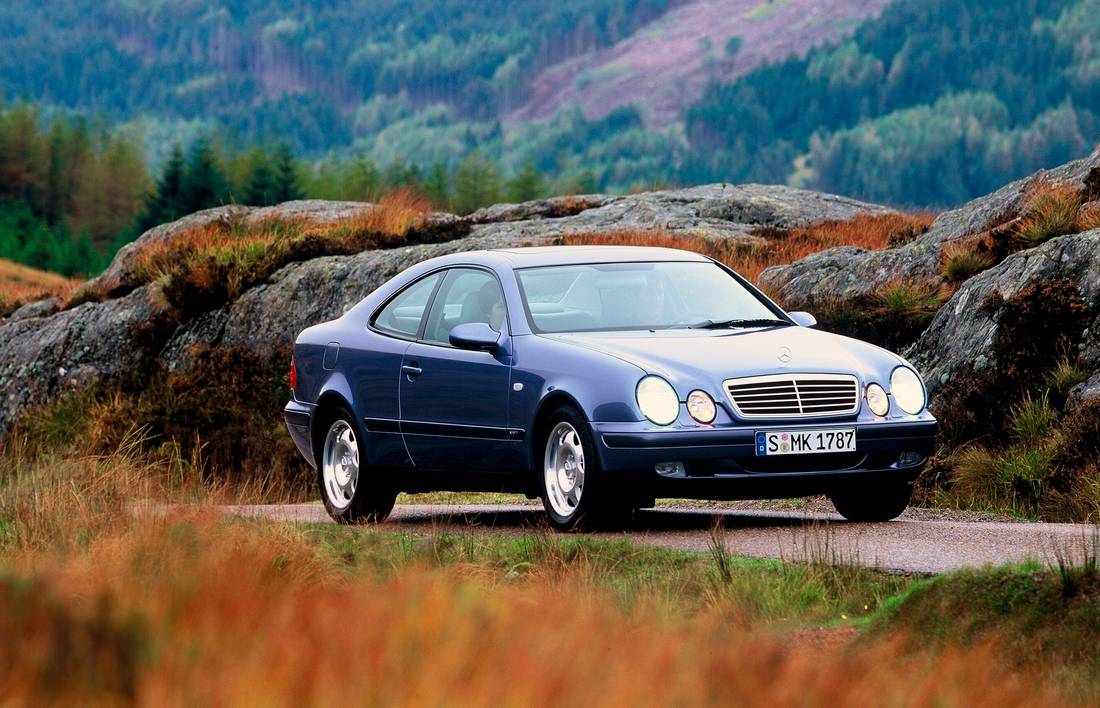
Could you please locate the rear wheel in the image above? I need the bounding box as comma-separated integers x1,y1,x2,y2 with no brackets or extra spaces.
539,406,630,531
828,479,912,522
317,408,396,524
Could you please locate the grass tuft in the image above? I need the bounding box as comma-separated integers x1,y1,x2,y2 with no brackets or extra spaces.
1015,183,1082,248
941,239,995,284
811,279,947,350
1009,392,1059,448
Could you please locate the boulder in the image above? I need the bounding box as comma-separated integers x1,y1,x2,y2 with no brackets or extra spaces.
470,183,890,244
2,297,60,324
759,147,1100,309
79,200,469,298
0,286,167,435
904,229,1100,432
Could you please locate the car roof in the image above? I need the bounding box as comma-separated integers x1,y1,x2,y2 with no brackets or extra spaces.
487,245,711,268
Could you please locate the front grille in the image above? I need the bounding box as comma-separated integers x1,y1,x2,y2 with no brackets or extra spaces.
724,373,860,419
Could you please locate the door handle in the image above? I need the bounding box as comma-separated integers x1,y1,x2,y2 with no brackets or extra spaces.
401,364,422,377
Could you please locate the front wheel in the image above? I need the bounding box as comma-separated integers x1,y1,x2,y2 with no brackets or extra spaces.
828,479,912,522
539,406,630,532
317,410,396,524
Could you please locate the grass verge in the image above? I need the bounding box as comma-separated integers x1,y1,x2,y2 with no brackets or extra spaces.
0,442,1095,705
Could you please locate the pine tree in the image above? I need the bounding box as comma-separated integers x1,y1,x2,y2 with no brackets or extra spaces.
180,138,229,215
270,142,303,204
452,152,500,214
505,160,546,203
138,144,186,230
424,160,450,210
242,155,276,206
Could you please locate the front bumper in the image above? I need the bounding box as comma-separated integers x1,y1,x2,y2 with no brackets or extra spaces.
591,417,937,501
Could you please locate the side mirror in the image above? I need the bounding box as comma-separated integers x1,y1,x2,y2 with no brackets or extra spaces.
449,322,501,351
788,311,817,328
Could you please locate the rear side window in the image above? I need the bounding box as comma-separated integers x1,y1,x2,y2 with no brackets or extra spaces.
372,272,442,337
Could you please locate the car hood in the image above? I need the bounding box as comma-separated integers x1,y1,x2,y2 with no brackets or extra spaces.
542,326,904,392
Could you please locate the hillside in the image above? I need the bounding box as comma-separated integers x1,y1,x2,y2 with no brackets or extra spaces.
683,0,1100,205
509,0,891,127
4,0,1097,207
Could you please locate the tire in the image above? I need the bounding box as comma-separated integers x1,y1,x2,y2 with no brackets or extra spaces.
537,405,629,532
828,479,912,522
315,406,396,524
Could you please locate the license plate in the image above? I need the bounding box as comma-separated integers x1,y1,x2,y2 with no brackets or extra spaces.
755,429,856,456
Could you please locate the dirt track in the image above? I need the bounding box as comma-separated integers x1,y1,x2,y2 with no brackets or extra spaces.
223,503,1099,575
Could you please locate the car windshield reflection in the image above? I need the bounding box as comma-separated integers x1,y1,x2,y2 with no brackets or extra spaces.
515,261,782,333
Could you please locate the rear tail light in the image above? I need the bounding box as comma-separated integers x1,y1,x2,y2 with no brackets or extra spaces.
289,359,297,390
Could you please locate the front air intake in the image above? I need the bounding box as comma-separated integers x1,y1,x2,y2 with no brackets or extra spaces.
724,373,860,419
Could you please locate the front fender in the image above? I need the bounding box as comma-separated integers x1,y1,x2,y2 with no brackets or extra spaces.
510,334,646,428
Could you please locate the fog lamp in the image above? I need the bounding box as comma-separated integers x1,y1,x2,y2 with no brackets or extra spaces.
897,452,926,468
866,382,889,417
655,462,686,476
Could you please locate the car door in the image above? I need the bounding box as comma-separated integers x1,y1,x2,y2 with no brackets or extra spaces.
357,270,444,467
399,267,523,471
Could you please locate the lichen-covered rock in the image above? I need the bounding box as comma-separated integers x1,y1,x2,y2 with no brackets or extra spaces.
2,297,60,324
759,147,1100,309
904,230,1100,434
0,286,165,434
470,183,888,244
161,232,555,368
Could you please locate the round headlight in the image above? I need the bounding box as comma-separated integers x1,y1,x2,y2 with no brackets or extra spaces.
865,382,889,417
636,376,679,426
890,366,926,415
686,390,717,424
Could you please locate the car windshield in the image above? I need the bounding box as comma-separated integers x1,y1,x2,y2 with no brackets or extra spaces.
516,261,784,333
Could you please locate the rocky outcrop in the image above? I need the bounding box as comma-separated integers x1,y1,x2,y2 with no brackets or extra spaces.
469,183,890,244
759,148,1100,309
81,200,430,297
905,230,1100,431
161,232,544,368
0,182,892,433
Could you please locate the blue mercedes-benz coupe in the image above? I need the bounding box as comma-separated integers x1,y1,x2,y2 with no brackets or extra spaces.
284,245,937,530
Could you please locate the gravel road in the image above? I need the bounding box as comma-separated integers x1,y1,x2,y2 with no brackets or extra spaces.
224,503,1099,576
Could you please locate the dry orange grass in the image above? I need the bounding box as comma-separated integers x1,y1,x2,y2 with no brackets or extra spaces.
0,514,1070,707
0,440,1086,706
1077,201,1100,232
131,188,433,285
0,258,79,312
562,212,935,284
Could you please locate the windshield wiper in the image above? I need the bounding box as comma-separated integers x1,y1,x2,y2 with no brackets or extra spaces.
685,318,794,330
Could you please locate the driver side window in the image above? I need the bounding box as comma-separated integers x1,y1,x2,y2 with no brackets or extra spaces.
422,268,506,345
